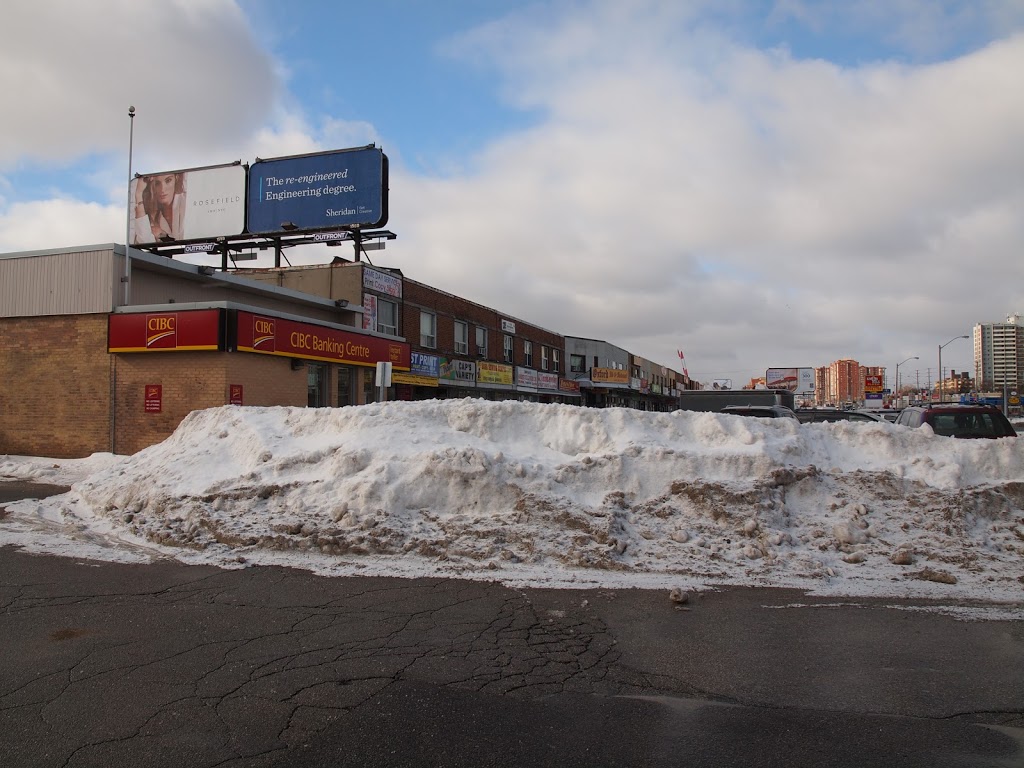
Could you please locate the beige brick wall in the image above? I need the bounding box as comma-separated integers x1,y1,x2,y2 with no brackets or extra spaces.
113,352,308,455
0,315,112,458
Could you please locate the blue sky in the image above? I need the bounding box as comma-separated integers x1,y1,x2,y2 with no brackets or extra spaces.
2,0,1023,386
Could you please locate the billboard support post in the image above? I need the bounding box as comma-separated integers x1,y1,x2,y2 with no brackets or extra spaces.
123,105,135,306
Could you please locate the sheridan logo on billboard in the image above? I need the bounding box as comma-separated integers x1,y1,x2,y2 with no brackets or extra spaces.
129,163,245,245
236,311,409,369
246,146,388,234
108,310,223,352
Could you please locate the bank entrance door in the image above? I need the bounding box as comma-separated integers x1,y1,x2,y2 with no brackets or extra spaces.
307,363,328,407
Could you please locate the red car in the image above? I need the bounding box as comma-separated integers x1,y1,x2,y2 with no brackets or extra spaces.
894,403,1016,438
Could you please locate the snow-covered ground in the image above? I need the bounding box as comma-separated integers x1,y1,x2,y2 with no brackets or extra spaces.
1,400,1023,611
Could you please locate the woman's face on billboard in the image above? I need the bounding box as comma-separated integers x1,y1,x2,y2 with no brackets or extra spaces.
151,174,177,205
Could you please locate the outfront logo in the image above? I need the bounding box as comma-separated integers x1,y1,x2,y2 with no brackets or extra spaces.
146,314,177,349
253,317,276,351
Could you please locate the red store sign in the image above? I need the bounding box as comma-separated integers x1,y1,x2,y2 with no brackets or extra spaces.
109,310,222,352
236,311,410,369
144,384,162,413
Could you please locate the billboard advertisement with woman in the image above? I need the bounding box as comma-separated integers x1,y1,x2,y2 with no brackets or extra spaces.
129,163,246,245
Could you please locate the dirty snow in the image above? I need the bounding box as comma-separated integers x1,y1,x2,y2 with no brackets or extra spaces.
1,400,1023,609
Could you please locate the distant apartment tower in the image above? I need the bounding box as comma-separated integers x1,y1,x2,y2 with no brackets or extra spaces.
827,359,863,405
973,314,1024,391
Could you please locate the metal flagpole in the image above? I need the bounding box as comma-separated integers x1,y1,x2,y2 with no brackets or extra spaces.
123,106,135,306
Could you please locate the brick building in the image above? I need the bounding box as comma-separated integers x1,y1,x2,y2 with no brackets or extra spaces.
0,245,409,457
3,244,691,459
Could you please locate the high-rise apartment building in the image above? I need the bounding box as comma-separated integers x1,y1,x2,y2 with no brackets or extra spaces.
827,359,862,405
974,315,1024,391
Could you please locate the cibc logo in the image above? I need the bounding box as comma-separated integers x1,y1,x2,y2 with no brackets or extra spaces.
146,314,177,349
253,316,276,351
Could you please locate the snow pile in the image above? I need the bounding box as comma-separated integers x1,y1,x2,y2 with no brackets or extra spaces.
2,400,1024,601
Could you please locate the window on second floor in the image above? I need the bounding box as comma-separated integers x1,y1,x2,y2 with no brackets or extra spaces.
503,334,513,363
552,349,560,374
475,326,488,357
454,320,468,355
376,298,397,336
541,346,549,371
524,340,533,367
420,310,436,348
570,354,586,373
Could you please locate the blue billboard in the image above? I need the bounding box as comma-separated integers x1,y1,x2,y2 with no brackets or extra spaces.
246,146,388,234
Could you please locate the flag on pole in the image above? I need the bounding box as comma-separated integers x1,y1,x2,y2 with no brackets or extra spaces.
677,349,688,378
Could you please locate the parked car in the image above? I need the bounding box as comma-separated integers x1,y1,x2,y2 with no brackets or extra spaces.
894,403,1016,438
795,408,886,424
856,408,901,423
721,405,800,420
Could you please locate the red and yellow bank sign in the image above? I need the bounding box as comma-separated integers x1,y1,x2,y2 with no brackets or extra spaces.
108,310,222,352
236,311,410,369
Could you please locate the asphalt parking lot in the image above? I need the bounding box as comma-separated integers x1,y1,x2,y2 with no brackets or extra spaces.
1,482,1023,767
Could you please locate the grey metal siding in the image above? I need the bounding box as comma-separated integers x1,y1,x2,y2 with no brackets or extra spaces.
0,249,115,317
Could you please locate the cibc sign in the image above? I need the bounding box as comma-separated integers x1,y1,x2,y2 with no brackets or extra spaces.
108,310,222,353
235,311,410,369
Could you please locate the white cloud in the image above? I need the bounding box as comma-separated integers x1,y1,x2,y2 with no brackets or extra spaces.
2,1,1023,384
0,199,122,253
0,0,279,171
382,11,1024,380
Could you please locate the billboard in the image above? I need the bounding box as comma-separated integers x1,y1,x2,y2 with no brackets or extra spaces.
246,146,388,234
766,367,815,394
129,164,245,245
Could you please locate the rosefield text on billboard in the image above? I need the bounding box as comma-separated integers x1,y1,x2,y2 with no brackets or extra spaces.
129,163,246,245
246,146,387,234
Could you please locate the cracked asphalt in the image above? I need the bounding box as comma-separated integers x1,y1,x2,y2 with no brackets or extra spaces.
2,482,1023,767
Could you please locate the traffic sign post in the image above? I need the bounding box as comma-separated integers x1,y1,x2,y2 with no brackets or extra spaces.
375,361,393,403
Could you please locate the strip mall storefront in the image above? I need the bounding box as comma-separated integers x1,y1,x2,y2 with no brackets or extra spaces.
106,306,410,454
392,353,582,403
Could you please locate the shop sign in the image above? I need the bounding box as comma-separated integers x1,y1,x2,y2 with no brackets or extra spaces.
592,367,629,385
108,309,222,353
478,361,514,386
537,372,558,390
517,367,539,389
362,294,377,331
236,310,410,369
393,352,440,387
229,384,243,405
558,379,581,394
144,384,162,413
500,319,516,333
440,358,476,384
363,267,402,298
392,372,439,387
410,352,440,377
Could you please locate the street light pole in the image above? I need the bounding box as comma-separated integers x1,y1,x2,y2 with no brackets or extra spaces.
123,105,136,306
937,335,969,403
896,356,918,408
